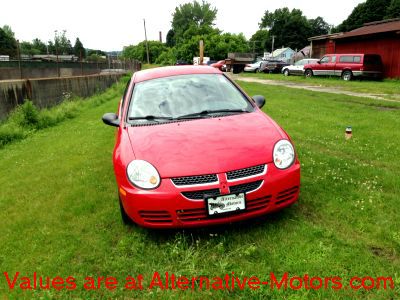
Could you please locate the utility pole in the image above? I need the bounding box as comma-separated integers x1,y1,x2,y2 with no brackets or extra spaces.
16,40,22,79
54,30,60,77
271,35,275,58
143,19,150,64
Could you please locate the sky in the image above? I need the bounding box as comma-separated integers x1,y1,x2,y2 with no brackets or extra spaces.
0,0,365,51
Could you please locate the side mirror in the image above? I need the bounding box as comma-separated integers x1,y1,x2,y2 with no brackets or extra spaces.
317,61,321,64
102,113,120,127
252,95,266,109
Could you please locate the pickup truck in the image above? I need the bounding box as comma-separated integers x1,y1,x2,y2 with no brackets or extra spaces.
303,54,383,80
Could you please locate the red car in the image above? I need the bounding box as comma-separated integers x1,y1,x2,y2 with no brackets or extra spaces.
102,66,300,228
210,60,225,71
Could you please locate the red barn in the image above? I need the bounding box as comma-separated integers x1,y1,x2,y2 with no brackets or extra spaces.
309,19,400,78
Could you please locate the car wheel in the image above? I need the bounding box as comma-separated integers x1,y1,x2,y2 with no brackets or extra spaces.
283,69,290,76
119,196,133,225
305,69,313,78
342,70,353,81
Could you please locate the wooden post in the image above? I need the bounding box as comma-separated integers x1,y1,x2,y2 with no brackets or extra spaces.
199,40,204,65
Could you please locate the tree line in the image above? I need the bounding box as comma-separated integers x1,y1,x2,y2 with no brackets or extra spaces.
121,1,331,65
122,0,399,65
0,26,108,62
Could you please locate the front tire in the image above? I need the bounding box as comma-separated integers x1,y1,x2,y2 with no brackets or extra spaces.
305,69,313,78
283,69,290,76
342,70,353,81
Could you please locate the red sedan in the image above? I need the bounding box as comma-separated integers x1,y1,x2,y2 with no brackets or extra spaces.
210,60,225,71
102,66,300,228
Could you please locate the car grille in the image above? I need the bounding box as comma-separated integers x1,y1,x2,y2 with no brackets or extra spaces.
181,188,221,200
172,164,266,187
229,180,263,194
138,210,173,224
176,195,272,223
226,165,265,180
171,174,218,186
275,186,299,205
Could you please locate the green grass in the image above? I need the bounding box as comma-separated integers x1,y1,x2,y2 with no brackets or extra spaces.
241,72,400,99
0,79,399,299
0,76,130,148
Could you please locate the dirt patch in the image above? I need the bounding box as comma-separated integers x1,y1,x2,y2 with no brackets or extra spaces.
231,75,400,103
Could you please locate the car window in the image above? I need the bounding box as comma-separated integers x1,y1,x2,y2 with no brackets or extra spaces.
320,56,330,63
120,79,131,116
128,74,253,119
331,56,336,63
339,55,360,63
294,60,304,66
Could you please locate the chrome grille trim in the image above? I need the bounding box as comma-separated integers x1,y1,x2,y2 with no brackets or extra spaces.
171,174,218,187
226,164,267,182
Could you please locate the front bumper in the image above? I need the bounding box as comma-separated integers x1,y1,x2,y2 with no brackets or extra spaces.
119,162,300,228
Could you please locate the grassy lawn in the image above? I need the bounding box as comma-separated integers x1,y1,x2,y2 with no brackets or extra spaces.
240,72,400,99
0,78,399,299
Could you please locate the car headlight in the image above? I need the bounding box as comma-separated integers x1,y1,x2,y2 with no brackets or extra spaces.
126,160,160,189
273,140,295,169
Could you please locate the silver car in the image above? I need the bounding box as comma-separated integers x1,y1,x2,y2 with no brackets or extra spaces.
282,59,319,76
244,61,263,73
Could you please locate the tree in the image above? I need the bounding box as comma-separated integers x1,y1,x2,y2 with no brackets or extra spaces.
2,25,15,38
20,41,40,55
385,0,400,18
53,30,73,55
171,0,217,43
73,38,85,58
32,38,47,54
308,17,330,37
0,28,17,57
260,8,311,50
336,0,392,32
122,41,167,63
249,30,270,55
166,29,176,47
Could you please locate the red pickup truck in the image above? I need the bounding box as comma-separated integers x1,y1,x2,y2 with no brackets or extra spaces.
303,54,383,80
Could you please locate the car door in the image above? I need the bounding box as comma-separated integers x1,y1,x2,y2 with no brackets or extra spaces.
292,60,305,75
315,55,335,76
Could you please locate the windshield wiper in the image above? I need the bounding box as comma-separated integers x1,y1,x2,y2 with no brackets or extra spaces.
176,109,249,119
129,115,173,122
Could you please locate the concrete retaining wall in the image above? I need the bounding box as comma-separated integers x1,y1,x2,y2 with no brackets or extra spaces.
0,73,127,121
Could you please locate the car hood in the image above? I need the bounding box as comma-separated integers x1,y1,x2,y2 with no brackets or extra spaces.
127,112,284,177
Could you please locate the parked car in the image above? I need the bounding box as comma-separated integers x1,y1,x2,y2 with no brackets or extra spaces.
210,60,225,71
303,54,383,80
260,60,290,73
175,60,190,65
102,66,300,228
281,59,319,76
244,60,263,72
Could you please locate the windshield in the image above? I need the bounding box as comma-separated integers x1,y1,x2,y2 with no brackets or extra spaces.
127,74,253,121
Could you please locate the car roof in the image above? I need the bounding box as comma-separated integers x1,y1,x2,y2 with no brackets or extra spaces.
133,66,221,83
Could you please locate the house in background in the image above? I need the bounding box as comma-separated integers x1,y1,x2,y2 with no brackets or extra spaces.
308,18,400,78
271,47,295,63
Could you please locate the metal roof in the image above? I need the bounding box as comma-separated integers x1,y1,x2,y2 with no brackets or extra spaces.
334,19,400,39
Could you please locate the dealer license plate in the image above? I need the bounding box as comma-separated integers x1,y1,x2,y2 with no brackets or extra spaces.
206,193,246,216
